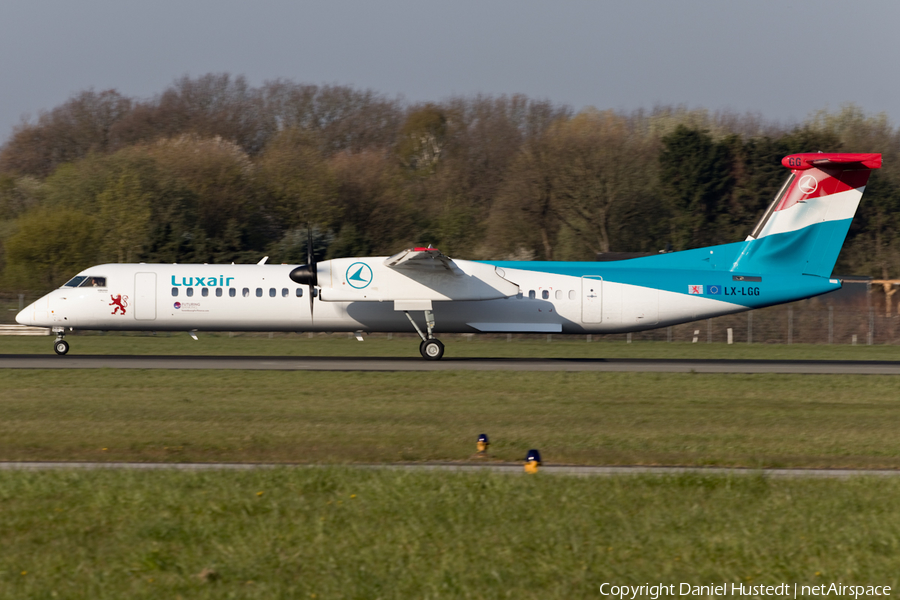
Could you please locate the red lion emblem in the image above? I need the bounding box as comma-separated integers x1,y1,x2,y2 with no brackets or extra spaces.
109,294,128,315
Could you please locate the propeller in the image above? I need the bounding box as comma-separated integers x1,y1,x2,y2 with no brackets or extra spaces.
289,226,318,320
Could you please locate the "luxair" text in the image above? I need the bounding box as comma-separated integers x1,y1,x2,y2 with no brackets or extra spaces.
171,276,235,287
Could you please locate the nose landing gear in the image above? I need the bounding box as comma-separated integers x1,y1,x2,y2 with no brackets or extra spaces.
52,328,69,356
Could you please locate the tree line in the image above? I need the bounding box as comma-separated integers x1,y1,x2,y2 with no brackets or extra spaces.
0,73,898,292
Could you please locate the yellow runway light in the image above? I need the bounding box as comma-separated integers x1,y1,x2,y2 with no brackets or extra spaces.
524,448,541,474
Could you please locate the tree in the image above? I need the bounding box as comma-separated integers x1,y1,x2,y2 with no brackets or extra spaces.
397,105,448,172
148,135,269,262
326,150,416,257
548,109,660,256
256,128,337,229
658,125,734,249
0,90,132,177
488,136,559,260
3,207,101,290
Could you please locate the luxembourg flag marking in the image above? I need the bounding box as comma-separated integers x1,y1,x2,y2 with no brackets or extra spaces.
688,285,704,295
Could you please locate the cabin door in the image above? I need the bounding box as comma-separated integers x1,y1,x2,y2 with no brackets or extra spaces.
581,276,603,323
134,272,157,320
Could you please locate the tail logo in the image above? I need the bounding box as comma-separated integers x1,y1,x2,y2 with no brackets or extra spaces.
109,294,128,315
798,175,818,195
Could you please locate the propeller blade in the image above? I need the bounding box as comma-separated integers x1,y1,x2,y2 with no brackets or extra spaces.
288,224,319,322
307,225,316,319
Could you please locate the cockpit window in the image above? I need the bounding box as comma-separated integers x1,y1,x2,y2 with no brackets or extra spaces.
80,276,107,287
63,276,87,288
62,275,107,288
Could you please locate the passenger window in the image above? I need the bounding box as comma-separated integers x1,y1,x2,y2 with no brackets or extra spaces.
541,290,549,300
282,288,289,297
242,288,250,297
186,288,194,297
568,290,576,300
256,288,263,297
555,290,562,300
201,288,209,297
296,288,303,297
269,288,276,297
528,290,536,299
215,288,222,297
171,287,179,297
516,292,523,299
229,288,236,297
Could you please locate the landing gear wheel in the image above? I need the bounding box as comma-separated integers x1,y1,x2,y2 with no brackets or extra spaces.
420,339,444,361
54,340,69,356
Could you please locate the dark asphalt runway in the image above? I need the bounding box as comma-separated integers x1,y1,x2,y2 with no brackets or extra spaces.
2,354,900,373
1,461,898,478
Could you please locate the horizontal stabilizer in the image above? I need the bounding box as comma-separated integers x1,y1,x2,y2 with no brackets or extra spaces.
783,153,882,171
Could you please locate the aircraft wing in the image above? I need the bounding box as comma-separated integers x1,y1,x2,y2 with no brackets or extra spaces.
384,247,456,272
319,248,520,302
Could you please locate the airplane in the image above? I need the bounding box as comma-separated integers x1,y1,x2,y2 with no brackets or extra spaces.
16,152,882,360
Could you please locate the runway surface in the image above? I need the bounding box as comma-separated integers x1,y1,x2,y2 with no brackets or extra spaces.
2,354,900,374
1,461,898,478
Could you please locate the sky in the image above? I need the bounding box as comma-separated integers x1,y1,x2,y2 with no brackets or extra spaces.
1,0,898,141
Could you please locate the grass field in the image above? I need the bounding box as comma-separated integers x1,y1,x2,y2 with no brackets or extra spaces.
1,469,898,599
3,369,900,468
3,339,899,596
3,331,900,360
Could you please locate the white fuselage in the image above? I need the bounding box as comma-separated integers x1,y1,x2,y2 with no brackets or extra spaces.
18,260,749,335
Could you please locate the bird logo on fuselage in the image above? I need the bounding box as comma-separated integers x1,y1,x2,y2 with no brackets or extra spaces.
346,262,373,289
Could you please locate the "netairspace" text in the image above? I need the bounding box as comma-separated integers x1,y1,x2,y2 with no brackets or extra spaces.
598,583,891,599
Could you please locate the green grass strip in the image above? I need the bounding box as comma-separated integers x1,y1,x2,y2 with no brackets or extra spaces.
2,370,900,468
0,469,898,598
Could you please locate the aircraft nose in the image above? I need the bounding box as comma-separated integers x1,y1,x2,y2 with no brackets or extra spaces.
15,304,34,325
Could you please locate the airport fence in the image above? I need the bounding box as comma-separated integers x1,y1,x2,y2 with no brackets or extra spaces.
600,301,881,345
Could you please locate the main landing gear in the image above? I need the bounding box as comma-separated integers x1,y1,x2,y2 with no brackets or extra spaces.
53,328,69,356
405,309,444,360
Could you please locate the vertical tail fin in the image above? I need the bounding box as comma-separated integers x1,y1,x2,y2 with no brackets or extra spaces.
731,153,882,277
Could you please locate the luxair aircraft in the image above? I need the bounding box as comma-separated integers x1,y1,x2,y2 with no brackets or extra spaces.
17,152,882,360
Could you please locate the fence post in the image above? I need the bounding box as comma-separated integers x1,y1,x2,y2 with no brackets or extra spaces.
828,306,833,344
748,311,753,344
869,307,874,345
787,306,793,344
667,327,672,343
707,318,712,343
868,281,874,345
18,294,24,311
